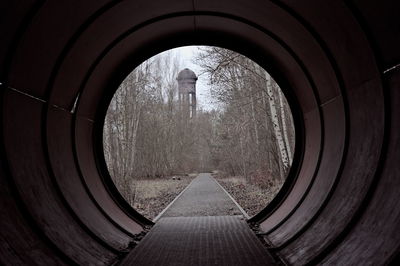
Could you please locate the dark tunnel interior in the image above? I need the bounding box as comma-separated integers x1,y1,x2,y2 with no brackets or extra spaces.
1,1,399,265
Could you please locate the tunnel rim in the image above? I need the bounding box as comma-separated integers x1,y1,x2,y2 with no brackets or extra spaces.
0,1,394,265
84,14,315,225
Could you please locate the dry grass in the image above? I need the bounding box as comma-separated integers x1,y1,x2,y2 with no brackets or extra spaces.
124,172,282,220
132,175,196,220
214,174,284,217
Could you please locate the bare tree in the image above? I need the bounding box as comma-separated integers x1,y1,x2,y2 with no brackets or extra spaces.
195,46,295,183
103,50,217,204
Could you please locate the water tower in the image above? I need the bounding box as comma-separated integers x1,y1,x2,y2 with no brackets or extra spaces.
177,68,197,118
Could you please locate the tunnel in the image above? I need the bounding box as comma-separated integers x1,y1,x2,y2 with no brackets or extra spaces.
1,0,399,265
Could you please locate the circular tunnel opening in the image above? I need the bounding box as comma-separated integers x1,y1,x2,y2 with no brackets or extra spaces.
2,1,395,264
101,45,298,221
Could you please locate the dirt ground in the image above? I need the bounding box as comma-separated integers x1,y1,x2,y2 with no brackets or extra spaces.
132,174,196,220
213,174,284,217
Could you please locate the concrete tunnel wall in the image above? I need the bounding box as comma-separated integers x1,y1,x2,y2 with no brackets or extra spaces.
0,0,399,265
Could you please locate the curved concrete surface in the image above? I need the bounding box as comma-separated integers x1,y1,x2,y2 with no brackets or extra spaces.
0,0,399,265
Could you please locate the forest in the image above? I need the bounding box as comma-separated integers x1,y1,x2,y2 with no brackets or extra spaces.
103,46,295,210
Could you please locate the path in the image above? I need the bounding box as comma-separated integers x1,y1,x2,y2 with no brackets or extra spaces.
157,173,244,218
121,173,277,265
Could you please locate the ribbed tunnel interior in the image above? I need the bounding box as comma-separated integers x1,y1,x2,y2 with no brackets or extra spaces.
1,1,399,265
